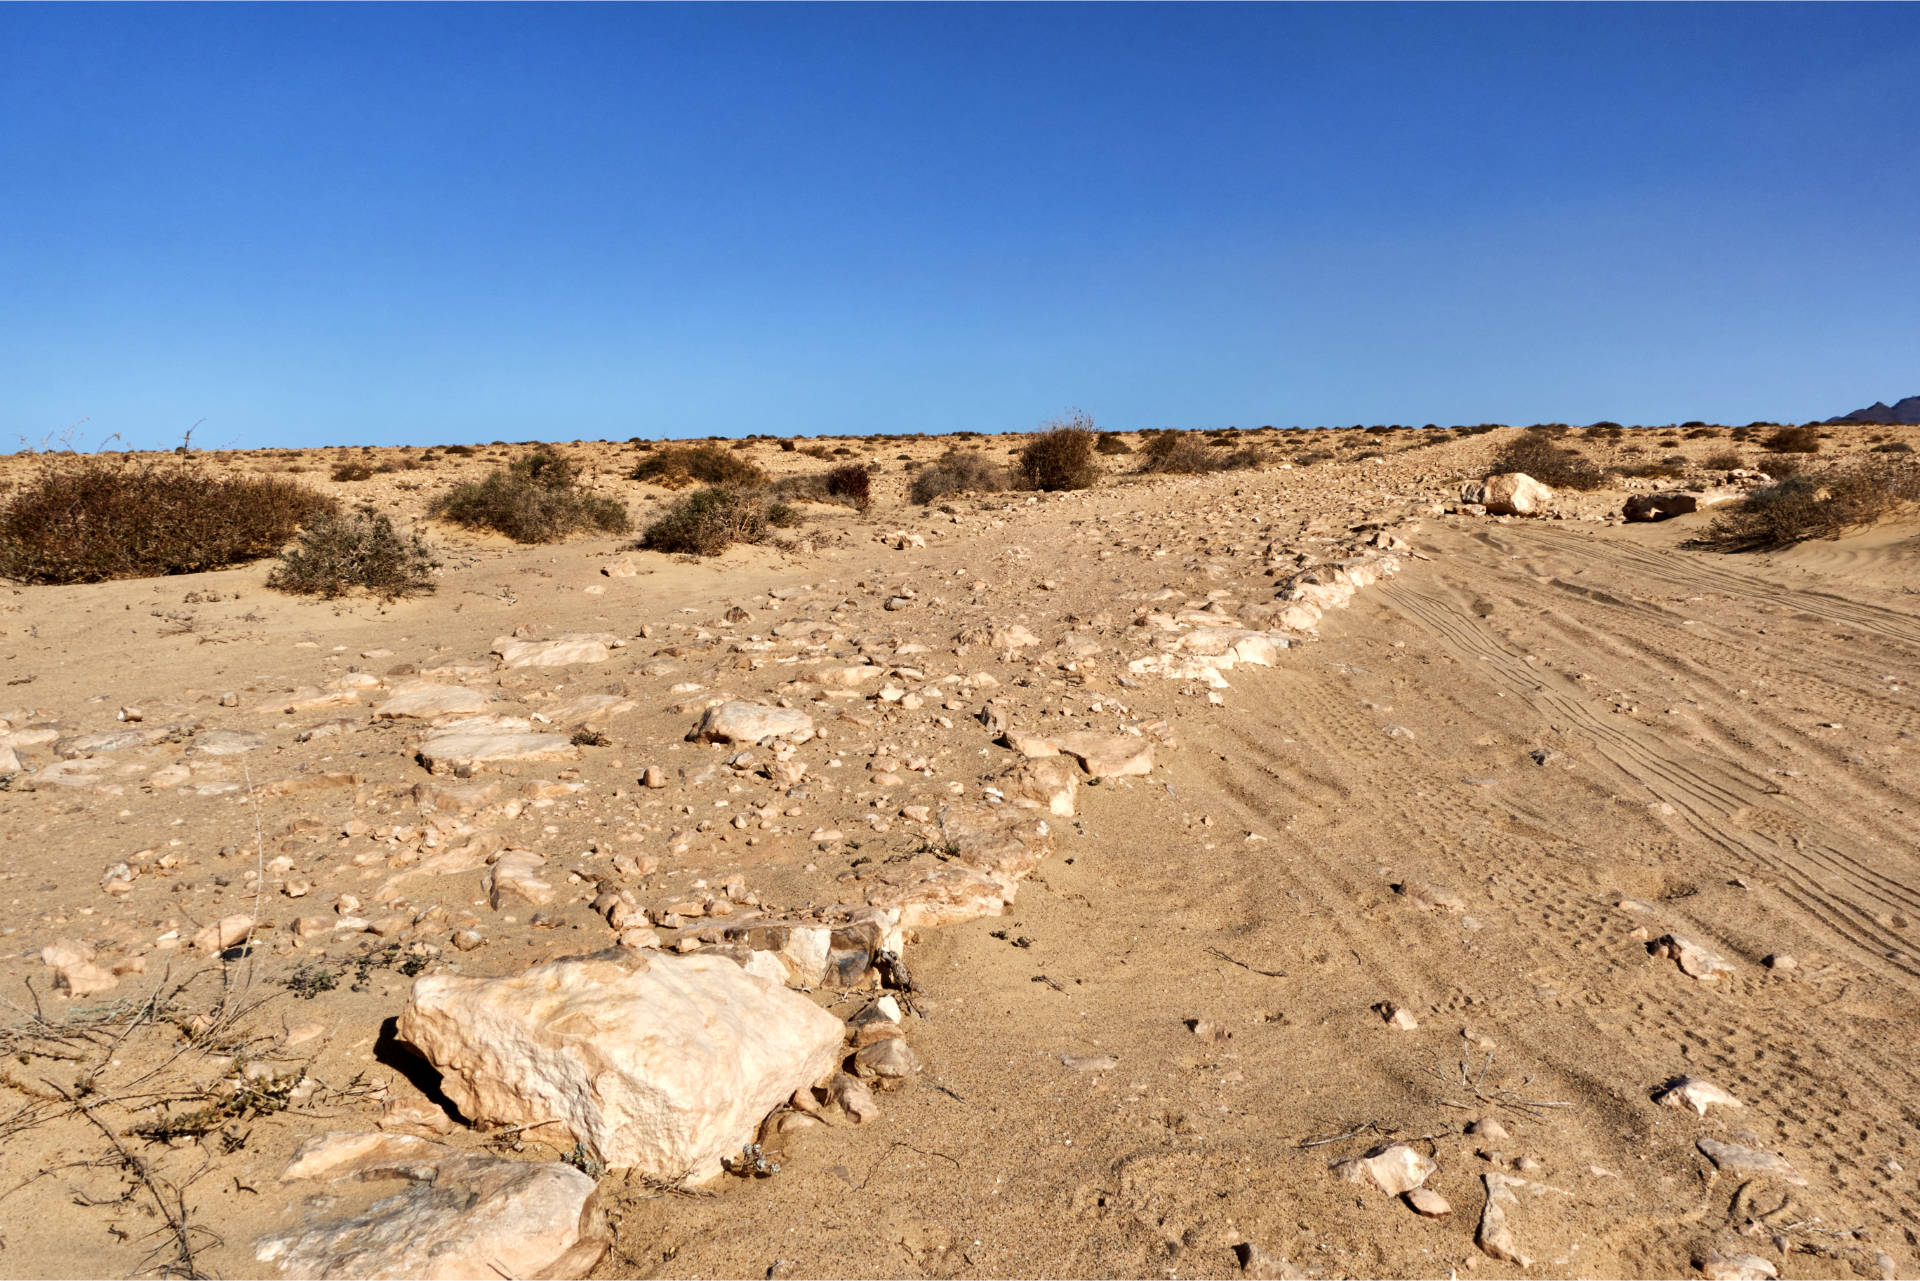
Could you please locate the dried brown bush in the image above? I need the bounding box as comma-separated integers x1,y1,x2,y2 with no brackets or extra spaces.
1702,447,1744,470
772,464,873,510
1018,419,1099,491
1491,434,1605,491
267,505,439,600
0,452,336,584
430,447,628,543
639,486,768,555
632,444,767,489
1763,425,1821,454
910,450,1013,504
1095,433,1134,455
1689,462,1920,552
331,461,375,482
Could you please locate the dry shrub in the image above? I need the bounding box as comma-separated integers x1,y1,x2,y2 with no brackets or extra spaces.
639,486,768,555
1018,420,1099,491
267,505,438,600
910,450,1012,504
824,464,872,508
1095,432,1133,454
632,444,767,489
431,447,628,543
779,439,797,452
331,461,375,482
773,464,873,510
1491,434,1605,491
1763,425,1821,454
1618,459,1688,479
0,452,336,584
1690,463,1920,552
1873,442,1914,454
1138,430,1263,474
1702,447,1744,470
801,445,831,459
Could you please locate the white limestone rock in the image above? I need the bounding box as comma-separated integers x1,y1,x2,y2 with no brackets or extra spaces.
257,1131,608,1280
396,952,844,1182
690,702,815,745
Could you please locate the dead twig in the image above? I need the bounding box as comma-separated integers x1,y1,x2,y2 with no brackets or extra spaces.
1206,946,1288,978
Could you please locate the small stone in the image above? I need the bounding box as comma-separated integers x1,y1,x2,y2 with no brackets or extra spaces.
853,1036,919,1079
1404,1186,1451,1218
283,878,312,899
193,914,255,955
1330,1142,1435,1196
1696,1138,1806,1185
642,766,666,789
1468,1118,1510,1141
1655,1076,1743,1115
829,1072,880,1124
1764,953,1795,971
1382,1003,1418,1030
1698,1251,1779,1281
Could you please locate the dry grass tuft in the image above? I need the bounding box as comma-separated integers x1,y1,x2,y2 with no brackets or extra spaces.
910,451,1014,504
639,486,769,555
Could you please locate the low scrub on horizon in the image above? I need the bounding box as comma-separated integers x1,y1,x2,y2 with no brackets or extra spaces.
0,452,336,584
430,447,629,543
632,444,767,489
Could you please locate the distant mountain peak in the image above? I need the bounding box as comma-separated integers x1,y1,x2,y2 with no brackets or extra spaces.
1833,395,1920,425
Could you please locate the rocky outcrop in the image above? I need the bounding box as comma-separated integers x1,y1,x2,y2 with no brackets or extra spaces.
256,1131,609,1279
395,951,844,1182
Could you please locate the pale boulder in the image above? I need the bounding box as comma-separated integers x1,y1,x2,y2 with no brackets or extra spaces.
41,939,120,997
194,914,256,955
690,702,815,745
257,1131,608,1280
999,756,1079,817
1479,472,1555,517
396,952,844,1182
492,634,623,669
415,732,580,776
374,683,490,721
1051,731,1154,779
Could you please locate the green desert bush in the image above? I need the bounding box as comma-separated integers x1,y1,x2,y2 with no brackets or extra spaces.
430,447,628,542
0,452,336,584
267,505,439,600
910,450,1013,504
1018,419,1099,491
1490,434,1605,491
639,486,768,555
1689,463,1920,552
632,444,767,489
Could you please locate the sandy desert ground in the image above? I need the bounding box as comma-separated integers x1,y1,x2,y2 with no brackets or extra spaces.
0,422,1917,1280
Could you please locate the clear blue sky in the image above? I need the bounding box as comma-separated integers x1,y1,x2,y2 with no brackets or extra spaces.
4,4,1917,452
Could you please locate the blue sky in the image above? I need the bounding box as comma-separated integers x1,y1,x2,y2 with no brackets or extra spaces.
3,4,1917,452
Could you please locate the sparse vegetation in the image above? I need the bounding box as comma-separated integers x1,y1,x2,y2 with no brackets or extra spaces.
632,444,767,489
0,451,336,585
1095,432,1133,455
1689,462,1920,552
1762,425,1821,454
266,505,439,600
1018,417,1099,491
910,450,1013,504
1136,429,1263,474
1702,447,1744,470
639,486,769,555
330,461,375,482
1490,433,1605,491
430,447,628,543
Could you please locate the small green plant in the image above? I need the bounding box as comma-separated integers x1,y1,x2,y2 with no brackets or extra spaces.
640,486,769,555
431,447,629,543
267,505,439,600
284,965,339,999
